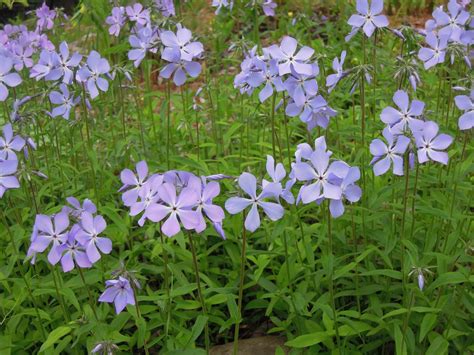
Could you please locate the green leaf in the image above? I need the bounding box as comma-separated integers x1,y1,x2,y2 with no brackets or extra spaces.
136,317,147,348
285,332,331,348
426,272,469,292
170,284,197,297
0,336,12,355
333,262,357,280
39,326,72,353
382,308,408,319
101,206,128,235
420,313,437,342
205,294,227,305
426,333,449,355
393,324,407,355
227,294,239,322
187,315,208,345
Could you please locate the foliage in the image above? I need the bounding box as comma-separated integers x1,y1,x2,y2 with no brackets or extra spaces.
0,0,473,354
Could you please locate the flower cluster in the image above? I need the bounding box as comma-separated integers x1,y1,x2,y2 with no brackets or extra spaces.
455,90,473,130
346,0,389,40
0,124,26,198
418,0,472,69
370,90,453,176
27,197,112,272
212,0,277,17
35,2,57,32
119,161,226,238
0,3,64,102
212,0,233,14
326,50,347,93
159,25,204,86
291,137,362,218
234,36,336,131
99,276,135,314
0,3,112,109
105,4,204,85
225,155,293,232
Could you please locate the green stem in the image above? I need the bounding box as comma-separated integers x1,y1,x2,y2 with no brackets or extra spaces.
270,92,276,158
167,80,172,170
350,207,361,314
283,230,301,334
233,213,247,355
400,154,410,303
401,290,415,352
52,266,71,322
327,205,341,350
372,31,377,122
159,227,171,338
283,94,292,171
409,163,420,239
145,60,158,143
253,6,260,48
77,266,99,321
131,282,150,355
117,72,127,137
187,232,210,354
132,86,148,158
81,85,99,202
195,110,200,160
181,85,194,145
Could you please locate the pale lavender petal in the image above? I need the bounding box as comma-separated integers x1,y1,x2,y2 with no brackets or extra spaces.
258,201,284,221
373,156,391,176
244,203,260,232
428,150,448,165
225,197,252,214
431,134,453,150
238,173,257,199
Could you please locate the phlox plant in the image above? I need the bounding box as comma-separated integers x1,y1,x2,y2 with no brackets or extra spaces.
0,0,473,354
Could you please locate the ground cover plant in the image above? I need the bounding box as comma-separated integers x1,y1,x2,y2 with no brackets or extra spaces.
0,0,473,353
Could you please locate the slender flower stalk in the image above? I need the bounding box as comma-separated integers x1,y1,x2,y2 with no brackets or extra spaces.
187,232,210,354
233,212,247,355
400,154,410,304
77,266,99,321
159,226,171,338
132,87,148,157
144,60,158,142
326,204,341,350
130,281,150,355
80,84,99,202
409,163,420,239
167,80,172,169
271,92,277,157
51,266,71,322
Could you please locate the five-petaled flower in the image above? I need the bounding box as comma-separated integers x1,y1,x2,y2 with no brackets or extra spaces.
225,172,284,232
99,277,135,314
76,51,111,99
30,213,70,265
454,91,473,130
347,0,389,38
370,127,410,176
418,32,448,70
380,90,425,134
0,56,22,101
76,212,112,263
146,182,200,237
414,121,453,165
267,36,315,76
